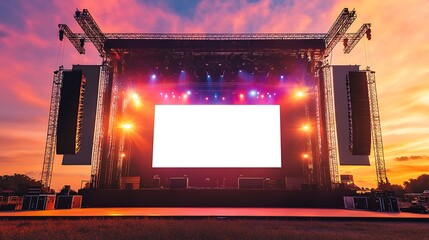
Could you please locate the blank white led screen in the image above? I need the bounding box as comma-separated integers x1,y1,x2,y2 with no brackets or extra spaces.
152,105,281,168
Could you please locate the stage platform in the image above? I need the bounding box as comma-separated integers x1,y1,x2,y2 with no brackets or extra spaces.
1,207,429,221
78,189,345,208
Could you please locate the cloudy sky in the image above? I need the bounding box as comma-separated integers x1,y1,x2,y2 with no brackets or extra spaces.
0,0,428,191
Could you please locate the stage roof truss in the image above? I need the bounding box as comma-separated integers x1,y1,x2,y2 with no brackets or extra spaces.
59,8,369,61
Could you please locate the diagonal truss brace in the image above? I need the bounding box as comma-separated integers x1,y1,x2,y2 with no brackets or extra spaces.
343,23,371,54
58,24,85,54
323,8,357,57
74,9,106,57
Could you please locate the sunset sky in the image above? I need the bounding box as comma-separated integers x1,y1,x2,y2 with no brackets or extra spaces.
0,0,428,191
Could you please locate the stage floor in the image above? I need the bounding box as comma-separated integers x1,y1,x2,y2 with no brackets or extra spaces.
1,208,429,220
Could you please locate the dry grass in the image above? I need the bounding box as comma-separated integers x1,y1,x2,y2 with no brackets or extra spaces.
1,218,428,240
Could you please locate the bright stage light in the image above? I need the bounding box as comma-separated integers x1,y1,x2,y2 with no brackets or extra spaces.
239,94,244,99
296,91,304,98
121,123,133,130
186,90,191,95
121,153,126,157
249,90,257,96
302,124,310,132
130,93,141,107
151,74,156,80
303,153,309,159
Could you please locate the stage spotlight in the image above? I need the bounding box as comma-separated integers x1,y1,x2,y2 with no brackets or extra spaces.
151,74,156,80
183,94,188,99
302,124,310,132
280,75,284,79
239,93,244,99
296,91,304,98
186,90,191,95
222,97,225,101
249,90,257,97
131,93,141,107
205,97,209,101
121,153,126,158
121,123,133,130
303,153,310,159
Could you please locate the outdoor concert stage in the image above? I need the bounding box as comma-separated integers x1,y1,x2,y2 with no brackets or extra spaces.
44,9,387,200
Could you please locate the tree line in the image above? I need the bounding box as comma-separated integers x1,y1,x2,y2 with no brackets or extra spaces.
1,173,429,196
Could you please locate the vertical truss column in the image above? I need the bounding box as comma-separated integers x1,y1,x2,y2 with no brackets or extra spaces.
322,65,340,186
367,70,388,186
313,80,324,186
41,66,63,189
90,63,109,188
103,62,121,188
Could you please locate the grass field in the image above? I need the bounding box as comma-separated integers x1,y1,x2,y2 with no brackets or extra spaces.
1,218,429,240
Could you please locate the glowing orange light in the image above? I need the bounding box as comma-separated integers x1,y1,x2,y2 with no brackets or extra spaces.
303,153,309,159
296,91,304,98
302,124,310,132
183,94,188,99
131,93,139,100
239,94,244,99
121,153,126,157
130,92,141,107
121,123,133,130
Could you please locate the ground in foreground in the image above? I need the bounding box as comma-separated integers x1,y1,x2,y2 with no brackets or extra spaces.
1,218,428,239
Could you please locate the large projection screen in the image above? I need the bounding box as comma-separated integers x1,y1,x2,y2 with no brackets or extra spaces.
152,105,281,168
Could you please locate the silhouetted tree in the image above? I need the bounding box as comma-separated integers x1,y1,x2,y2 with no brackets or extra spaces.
404,174,429,193
378,183,406,198
0,174,42,195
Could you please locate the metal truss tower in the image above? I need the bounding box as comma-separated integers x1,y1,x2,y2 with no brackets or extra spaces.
41,67,63,189
367,70,388,187
321,65,340,186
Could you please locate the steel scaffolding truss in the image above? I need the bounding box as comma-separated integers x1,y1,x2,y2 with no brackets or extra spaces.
58,24,85,54
323,8,356,57
367,70,388,187
41,67,63,189
343,23,371,54
322,65,340,186
90,63,109,187
74,9,106,56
